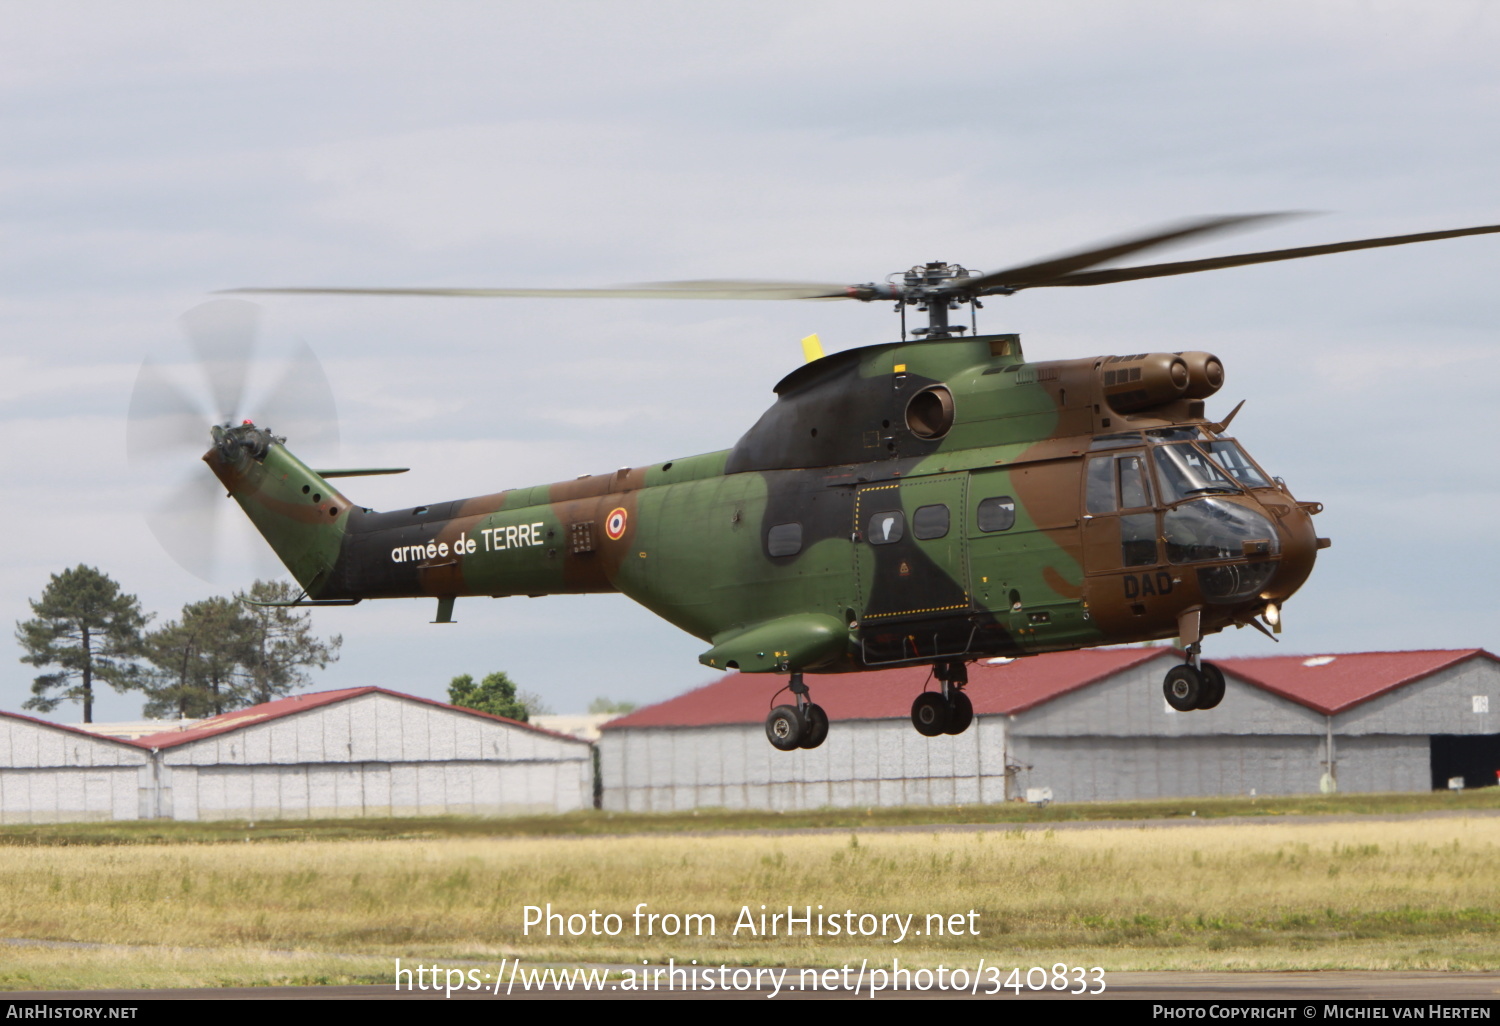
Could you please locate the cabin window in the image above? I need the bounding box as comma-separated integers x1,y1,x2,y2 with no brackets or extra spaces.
866,510,905,545
767,523,803,557
913,504,949,540
976,496,1016,532
1120,512,1158,567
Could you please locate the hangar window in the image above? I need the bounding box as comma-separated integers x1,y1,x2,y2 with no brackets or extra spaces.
767,523,803,557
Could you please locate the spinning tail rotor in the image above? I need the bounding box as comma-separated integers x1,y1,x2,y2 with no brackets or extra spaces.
127,299,340,581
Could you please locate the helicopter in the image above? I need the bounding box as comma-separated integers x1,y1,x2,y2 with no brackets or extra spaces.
134,214,1500,752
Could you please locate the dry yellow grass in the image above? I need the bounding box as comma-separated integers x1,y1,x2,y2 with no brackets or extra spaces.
2,815,1498,988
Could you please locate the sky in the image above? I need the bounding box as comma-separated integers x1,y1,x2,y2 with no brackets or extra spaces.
2,1,1497,723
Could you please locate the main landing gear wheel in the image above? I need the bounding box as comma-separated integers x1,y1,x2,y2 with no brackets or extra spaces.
1196,662,1226,710
944,690,974,735
1163,665,1203,712
800,703,829,749
765,705,804,751
911,692,950,737
766,672,829,752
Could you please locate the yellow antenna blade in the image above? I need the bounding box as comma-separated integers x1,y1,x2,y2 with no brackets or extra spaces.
801,333,825,363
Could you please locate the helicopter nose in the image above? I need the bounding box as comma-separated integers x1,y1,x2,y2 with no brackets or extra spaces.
1261,501,1326,604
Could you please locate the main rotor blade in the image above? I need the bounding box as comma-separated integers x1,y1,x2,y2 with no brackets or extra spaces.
223,280,859,301
963,213,1299,293
179,299,260,423
1009,222,1500,290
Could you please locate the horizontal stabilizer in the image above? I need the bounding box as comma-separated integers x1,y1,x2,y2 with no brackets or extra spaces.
313,467,409,478
242,597,363,608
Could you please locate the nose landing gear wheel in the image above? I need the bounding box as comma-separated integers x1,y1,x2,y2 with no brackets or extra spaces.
1163,665,1203,712
1196,662,1226,709
799,703,829,749
911,692,951,736
765,705,805,751
944,691,974,735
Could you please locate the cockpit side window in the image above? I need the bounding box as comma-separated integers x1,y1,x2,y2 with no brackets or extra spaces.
1088,451,1153,514
1203,440,1272,488
1117,455,1151,509
1086,456,1115,514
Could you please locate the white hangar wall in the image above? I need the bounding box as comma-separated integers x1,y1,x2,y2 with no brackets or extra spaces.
1014,654,1322,739
1008,653,1336,801
1334,660,1498,736
600,717,1009,812
0,714,151,823
159,692,593,820
951,655,1499,802
598,652,1500,809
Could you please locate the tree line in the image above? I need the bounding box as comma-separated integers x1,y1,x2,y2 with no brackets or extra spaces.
15,565,340,723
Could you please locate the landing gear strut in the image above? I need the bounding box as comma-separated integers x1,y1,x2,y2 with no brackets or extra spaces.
911,661,973,737
765,673,829,751
1162,642,1226,712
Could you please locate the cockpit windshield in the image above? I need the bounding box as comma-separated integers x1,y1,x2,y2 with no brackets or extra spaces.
1151,442,1240,503
1202,439,1272,488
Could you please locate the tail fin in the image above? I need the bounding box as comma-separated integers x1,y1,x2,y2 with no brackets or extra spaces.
204,423,352,596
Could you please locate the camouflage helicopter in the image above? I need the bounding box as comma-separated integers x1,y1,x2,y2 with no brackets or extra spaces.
133,215,1499,751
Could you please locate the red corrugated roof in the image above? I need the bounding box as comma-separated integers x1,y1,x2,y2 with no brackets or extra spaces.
134,687,590,749
602,647,1173,729
0,709,154,750
603,647,1498,728
1217,649,1493,716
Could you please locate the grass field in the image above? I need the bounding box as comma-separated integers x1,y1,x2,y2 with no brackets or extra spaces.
0,788,1496,846
2,795,1499,989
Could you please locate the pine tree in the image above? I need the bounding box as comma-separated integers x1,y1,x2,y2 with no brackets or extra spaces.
238,580,341,705
15,566,149,723
140,581,342,718
141,597,255,719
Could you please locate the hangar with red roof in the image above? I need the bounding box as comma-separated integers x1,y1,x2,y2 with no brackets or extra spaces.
1,687,592,822
597,648,1500,810
4,649,1496,821
0,711,153,822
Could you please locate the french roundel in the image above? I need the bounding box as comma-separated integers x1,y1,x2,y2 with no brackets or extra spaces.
605,507,628,540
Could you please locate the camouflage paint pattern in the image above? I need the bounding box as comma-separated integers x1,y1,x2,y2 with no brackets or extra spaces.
206,334,1324,677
